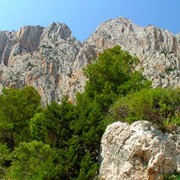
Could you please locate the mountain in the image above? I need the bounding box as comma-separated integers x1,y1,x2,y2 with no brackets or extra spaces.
0,17,179,104
0,18,180,179
87,17,180,88
0,23,96,104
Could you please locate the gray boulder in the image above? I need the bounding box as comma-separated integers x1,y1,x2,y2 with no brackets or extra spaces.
99,121,180,180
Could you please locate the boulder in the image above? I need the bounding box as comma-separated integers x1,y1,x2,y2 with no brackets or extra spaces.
99,121,180,180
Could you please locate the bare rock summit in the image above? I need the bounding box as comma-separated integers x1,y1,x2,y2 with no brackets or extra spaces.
87,17,180,88
0,22,96,104
0,17,180,104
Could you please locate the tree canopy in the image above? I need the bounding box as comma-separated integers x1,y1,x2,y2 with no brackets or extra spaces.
0,86,41,149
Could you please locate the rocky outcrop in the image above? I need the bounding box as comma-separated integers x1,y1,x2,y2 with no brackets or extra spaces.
0,17,179,104
99,121,180,180
87,17,180,88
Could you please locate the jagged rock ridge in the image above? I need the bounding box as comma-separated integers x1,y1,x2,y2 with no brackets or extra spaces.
0,17,179,104
0,22,96,104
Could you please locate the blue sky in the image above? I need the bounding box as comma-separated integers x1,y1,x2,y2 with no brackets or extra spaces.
0,0,180,41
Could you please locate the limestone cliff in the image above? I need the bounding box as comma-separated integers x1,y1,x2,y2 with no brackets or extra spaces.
87,17,180,88
0,23,96,104
0,17,179,104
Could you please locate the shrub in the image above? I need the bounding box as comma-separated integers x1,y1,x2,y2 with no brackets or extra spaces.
109,88,180,131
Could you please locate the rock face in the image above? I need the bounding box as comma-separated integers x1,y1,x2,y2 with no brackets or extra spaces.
0,31,15,65
99,121,180,180
87,17,180,88
0,17,180,104
0,23,96,104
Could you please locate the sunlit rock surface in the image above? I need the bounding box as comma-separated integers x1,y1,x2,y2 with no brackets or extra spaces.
0,17,179,104
99,121,180,180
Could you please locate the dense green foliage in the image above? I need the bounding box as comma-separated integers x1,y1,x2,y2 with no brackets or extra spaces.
84,46,151,110
6,141,55,179
109,88,180,130
0,86,41,178
164,173,180,180
0,86,41,149
0,46,179,179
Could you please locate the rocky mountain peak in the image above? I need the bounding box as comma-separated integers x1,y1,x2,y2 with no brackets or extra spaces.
39,22,75,51
0,22,91,104
87,17,180,88
0,23,73,66
45,22,72,40
87,17,179,53
0,17,179,104
103,16,133,26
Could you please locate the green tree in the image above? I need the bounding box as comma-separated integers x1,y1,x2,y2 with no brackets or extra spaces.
30,98,75,149
77,151,99,180
6,140,55,179
0,86,41,149
30,99,79,179
84,46,151,110
0,144,9,178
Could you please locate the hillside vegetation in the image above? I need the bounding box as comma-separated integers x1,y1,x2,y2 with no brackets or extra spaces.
0,46,179,179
